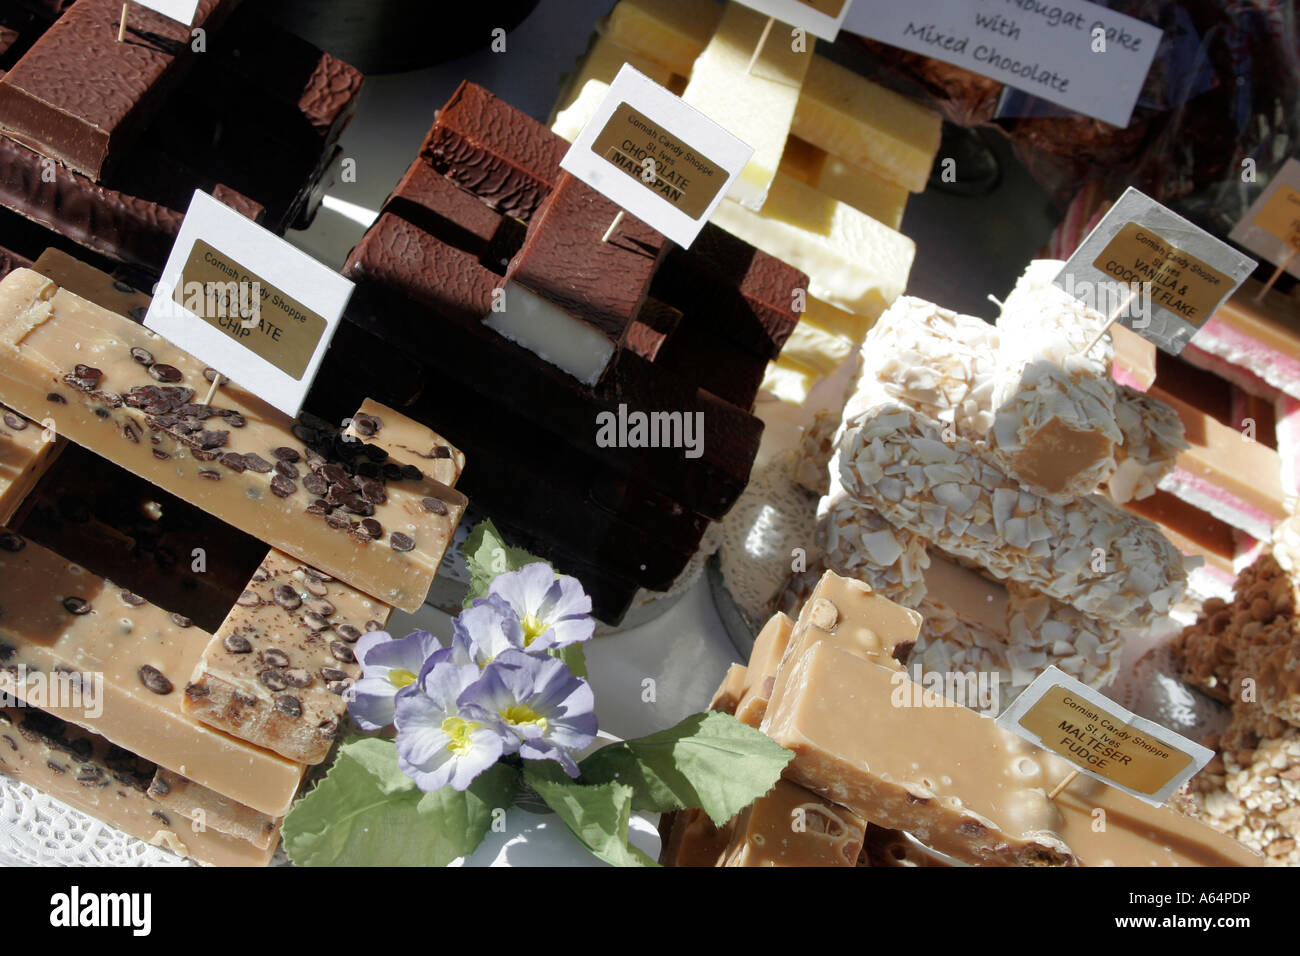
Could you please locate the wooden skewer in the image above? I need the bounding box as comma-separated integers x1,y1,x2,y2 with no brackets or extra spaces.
202,373,222,407
1082,285,1140,356
1047,769,1080,802
601,210,626,244
745,16,775,75
1254,246,1298,304
118,2,129,42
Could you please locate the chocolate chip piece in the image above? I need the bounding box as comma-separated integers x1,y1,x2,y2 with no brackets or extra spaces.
283,668,313,688
330,641,356,663
428,446,453,460
273,585,301,611
232,691,258,708
2,412,25,431
306,598,335,618
223,634,253,654
130,347,155,366
362,444,388,463
148,364,183,383
220,452,247,473
148,777,170,797
138,665,173,695
342,495,374,517
305,500,330,516
390,532,415,552
422,497,449,516
224,412,246,428
0,534,25,553
326,680,353,696
203,368,222,384
170,613,193,628
242,453,272,474
152,449,170,461
324,510,351,530
263,649,291,668
197,429,229,449
302,473,328,496
401,465,424,482
184,682,210,700
358,478,387,505
259,669,289,692
119,590,145,607
359,518,383,540
291,423,318,444
122,422,140,443
335,624,361,643
272,446,301,463
303,611,330,632
275,695,303,718
351,414,381,437
302,576,328,597
236,590,261,607
198,469,221,480
47,392,66,404
274,459,299,480
364,620,384,633
62,597,91,615
270,475,297,498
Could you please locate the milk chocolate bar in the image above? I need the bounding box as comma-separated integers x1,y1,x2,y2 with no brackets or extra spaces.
0,269,466,612
420,81,567,221
0,530,305,816
183,550,390,764
490,173,670,385
650,223,805,360
0,0,237,180
0,707,279,866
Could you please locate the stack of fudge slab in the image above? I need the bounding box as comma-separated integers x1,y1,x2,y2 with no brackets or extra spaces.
0,0,362,279
660,570,1259,866
1109,277,1300,600
792,262,1194,700
0,262,467,864
550,0,935,409
1177,512,1300,865
317,80,808,622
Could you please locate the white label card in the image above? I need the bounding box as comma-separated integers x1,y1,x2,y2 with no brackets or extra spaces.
144,190,354,418
996,667,1214,807
733,0,855,42
1229,157,1300,280
1054,187,1256,356
131,0,203,26
843,0,1161,128
559,65,754,248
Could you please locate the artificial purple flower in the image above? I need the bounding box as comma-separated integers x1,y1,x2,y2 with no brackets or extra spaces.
450,595,527,666
460,649,597,777
487,562,594,652
394,664,505,792
349,630,443,731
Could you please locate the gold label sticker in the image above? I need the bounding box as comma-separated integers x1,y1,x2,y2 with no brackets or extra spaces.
1093,221,1232,328
591,103,727,220
1018,685,1193,796
796,0,847,15
1253,184,1300,247
173,239,326,381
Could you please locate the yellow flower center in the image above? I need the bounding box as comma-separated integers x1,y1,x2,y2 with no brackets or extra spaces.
389,668,418,690
501,704,548,733
441,717,480,756
520,614,547,647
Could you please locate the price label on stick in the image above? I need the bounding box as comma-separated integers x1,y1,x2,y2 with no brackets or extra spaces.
734,0,855,42
560,64,753,249
1054,187,1256,356
1229,157,1300,285
996,667,1213,807
130,0,202,25
144,190,354,418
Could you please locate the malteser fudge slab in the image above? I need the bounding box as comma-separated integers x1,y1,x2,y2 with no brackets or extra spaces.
0,707,278,866
708,663,747,716
148,767,279,850
0,402,59,524
0,0,238,180
0,531,305,816
0,269,466,612
183,550,390,764
490,173,670,385
420,81,568,221
735,613,794,728
722,778,866,867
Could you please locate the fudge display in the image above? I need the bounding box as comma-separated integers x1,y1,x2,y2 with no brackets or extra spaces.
0,1,362,277
317,80,809,622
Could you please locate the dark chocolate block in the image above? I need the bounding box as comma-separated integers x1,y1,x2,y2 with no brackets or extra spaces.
420,81,568,221
654,316,768,411
0,0,239,181
504,172,670,351
651,223,805,359
626,298,682,361
383,157,516,263
0,243,31,279
343,214,762,518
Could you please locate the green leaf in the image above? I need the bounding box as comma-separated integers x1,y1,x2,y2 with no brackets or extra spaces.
523,761,658,867
462,519,546,606
549,642,589,680
579,711,793,826
282,737,520,866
